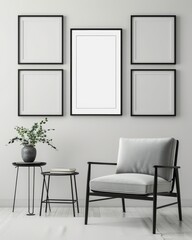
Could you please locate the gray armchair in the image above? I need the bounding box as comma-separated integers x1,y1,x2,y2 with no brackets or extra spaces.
84,138,182,234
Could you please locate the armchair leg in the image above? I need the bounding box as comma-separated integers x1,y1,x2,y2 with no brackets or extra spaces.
121,198,126,213
153,168,158,234
85,163,91,225
85,191,90,225
175,169,182,221
152,194,157,234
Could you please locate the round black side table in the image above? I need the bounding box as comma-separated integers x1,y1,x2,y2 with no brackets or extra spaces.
39,171,79,217
12,161,46,215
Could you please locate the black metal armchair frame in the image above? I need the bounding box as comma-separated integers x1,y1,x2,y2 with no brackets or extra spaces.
84,140,182,234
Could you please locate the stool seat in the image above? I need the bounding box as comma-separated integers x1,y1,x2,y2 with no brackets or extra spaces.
42,171,79,176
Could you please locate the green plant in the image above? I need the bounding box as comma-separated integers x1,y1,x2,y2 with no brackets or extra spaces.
8,118,56,149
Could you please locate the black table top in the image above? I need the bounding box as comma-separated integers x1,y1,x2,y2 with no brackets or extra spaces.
42,171,79,176
12,162,46,167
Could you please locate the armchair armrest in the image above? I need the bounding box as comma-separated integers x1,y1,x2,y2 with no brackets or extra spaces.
88,161,117,166
153,165,181,195
86,161,117,194
153,165,180,169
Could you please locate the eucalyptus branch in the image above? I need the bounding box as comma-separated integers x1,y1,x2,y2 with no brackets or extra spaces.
8,118,57,150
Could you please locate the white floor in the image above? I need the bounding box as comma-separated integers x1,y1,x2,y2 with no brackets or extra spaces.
0,207,191,240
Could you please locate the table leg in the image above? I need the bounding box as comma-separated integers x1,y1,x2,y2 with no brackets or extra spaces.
12,167,19,212
73,175,79,213
27,167,35,216
32,167,35,213
70,175,75,217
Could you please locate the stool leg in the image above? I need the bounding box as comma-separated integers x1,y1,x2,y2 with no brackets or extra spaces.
39,175,45,216
47,179,51,212
12,167,19,212
74,175,79,213
40,167,51,212
70,175,75,217
45,175,50,213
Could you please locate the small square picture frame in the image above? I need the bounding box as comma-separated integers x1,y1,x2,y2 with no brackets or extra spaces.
131,15,176,64
18,69,63,116
131,69,176,116
18,15,63,64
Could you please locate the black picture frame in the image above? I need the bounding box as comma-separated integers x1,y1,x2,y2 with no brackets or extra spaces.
18,69,63,116
130,69,176,116
70,28,122,116
18,15,64,64
131,15,176,65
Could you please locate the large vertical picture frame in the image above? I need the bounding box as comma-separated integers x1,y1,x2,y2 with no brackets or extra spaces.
131,15,176,64
18,15,63,64
70,28,122,115
18,69,63,116
131,69,176,116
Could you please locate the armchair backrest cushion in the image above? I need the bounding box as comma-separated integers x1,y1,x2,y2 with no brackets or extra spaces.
116,138,177,181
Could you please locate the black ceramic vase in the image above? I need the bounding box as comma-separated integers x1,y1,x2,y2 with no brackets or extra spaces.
21,145,36,162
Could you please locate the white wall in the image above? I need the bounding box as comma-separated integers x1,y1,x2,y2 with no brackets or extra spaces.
0,0,192,207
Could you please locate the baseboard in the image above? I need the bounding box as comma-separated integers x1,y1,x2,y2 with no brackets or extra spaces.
1,198,192,208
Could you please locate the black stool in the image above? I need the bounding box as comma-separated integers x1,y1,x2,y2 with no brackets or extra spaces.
39,171,79,216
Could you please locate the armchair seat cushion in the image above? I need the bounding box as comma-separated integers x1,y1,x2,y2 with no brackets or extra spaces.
90,173,172,195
